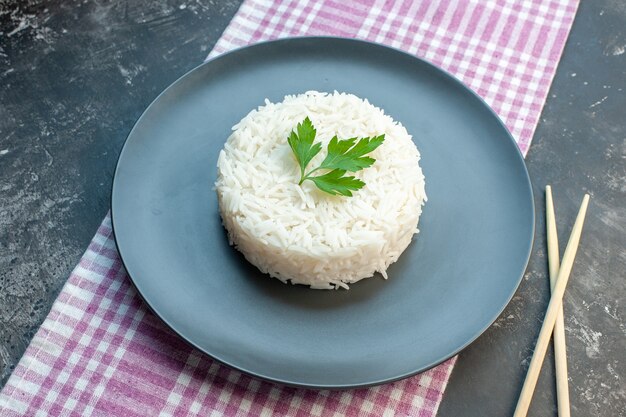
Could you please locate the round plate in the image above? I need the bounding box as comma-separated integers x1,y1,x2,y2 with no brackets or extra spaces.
112,37,534,389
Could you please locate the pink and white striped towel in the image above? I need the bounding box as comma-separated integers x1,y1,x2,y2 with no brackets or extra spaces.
0,1,578,416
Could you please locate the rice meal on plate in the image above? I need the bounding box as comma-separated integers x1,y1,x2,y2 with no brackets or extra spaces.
215,91,426,289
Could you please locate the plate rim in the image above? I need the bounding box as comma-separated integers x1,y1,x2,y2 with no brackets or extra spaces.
111,36,535,389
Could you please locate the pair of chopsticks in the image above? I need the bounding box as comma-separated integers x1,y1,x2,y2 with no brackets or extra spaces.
513,187,590,417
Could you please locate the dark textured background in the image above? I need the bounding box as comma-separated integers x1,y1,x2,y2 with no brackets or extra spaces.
1,1,624,415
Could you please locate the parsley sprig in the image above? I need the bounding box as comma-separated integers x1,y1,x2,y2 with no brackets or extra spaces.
287,117,385,197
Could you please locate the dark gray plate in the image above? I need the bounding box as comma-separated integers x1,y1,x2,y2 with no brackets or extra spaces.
112,37,534,389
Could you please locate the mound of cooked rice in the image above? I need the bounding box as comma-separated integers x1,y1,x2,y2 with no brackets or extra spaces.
215,91,426,289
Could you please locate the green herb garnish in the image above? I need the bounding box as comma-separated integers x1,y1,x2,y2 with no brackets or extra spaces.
288,117,385,197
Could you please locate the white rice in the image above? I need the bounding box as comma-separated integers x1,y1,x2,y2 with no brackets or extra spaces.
215,91,426,289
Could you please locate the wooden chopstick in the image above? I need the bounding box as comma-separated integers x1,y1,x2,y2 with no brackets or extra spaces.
546,186,571,417
513,193,589,417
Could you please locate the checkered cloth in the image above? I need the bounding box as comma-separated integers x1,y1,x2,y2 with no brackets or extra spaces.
0,1,578,416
